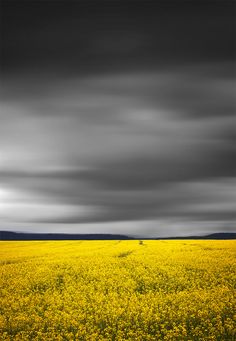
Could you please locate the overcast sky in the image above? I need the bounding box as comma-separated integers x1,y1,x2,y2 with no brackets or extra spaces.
1,0,235,237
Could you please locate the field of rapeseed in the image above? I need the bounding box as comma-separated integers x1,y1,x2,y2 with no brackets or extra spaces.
0,240,235,340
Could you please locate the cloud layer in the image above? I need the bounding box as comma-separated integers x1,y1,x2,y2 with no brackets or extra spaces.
1,65,235,235
1,1,235,236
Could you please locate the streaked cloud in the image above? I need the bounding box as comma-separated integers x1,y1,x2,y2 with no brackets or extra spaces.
1,1,234,236
0,66,235,235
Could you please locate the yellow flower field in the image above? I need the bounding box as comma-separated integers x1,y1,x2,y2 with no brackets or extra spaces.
0,240,235,340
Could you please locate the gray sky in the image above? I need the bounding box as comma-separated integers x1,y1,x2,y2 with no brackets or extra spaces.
1,1,235,236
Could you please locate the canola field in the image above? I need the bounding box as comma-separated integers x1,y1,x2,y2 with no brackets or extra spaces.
0,240,235,340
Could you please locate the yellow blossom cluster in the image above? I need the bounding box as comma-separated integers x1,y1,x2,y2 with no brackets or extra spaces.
0,240,235,340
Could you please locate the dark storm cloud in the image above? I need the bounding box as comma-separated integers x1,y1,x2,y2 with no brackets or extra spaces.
1,1,235,235
2,64,235,123
2,1,235,75
75,151,235,191
1,166,235,225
